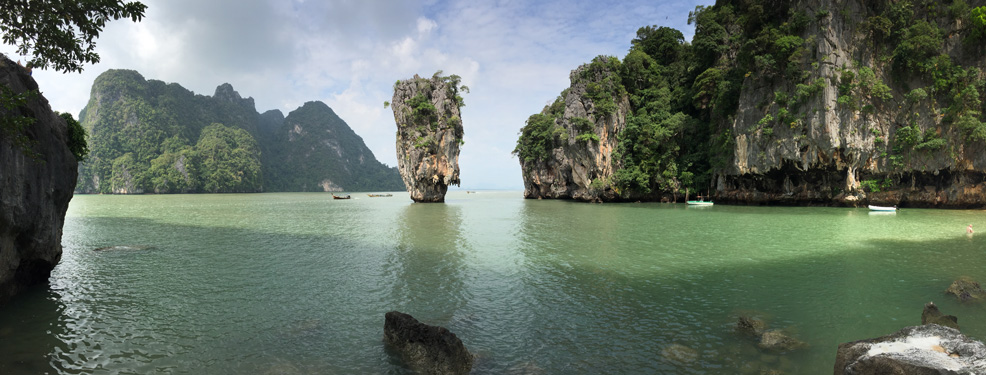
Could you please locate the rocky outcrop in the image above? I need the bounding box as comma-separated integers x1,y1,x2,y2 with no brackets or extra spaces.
383,311,473,374
714,0,986,207
945,276,986,303
0,55,78,305
922,302,959,330
391,73,464,202
834,324,986,374
518,57,631,201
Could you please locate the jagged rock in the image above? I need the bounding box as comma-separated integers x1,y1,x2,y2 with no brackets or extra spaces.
0,55,78,305
391,73,465,203
737,315,768,337
518,57,632,202
758,329,806,352
945,276,986,303
383,311,473,374
922,302,959,330
834,324,986,374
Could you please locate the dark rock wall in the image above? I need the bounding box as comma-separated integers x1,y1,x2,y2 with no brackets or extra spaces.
0,55,78,305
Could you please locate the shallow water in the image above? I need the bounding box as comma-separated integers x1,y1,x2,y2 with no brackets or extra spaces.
2,191,986,374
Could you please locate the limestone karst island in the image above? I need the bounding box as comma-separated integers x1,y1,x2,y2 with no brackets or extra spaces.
4,0,986,374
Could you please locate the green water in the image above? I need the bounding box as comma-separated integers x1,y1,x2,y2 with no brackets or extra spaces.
3,191,986,374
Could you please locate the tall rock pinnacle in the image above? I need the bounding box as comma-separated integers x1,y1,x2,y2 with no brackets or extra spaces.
391,72,466,202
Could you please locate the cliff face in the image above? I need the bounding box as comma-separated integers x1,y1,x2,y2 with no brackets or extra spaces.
391,73,465,202
517,58,632,201
717,0,986,207
78,70,403,193
518,0,986,207
0,55,78,304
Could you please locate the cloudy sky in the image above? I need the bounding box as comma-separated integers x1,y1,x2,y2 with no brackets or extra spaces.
3,0,711,190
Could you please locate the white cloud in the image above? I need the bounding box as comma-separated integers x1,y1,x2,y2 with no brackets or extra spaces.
2,0,712,189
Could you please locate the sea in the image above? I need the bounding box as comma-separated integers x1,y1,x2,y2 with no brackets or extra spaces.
2,191,986,374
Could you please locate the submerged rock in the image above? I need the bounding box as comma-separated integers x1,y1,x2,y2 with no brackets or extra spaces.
0,55,78,305
921,302,959,330
834,324,986,374
661,343,699,364
383,311,473,374
758,329,806,352
945,276,986,303
391,73,465,203
736,315,768,337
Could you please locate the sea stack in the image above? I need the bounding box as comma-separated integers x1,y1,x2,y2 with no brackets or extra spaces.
391,72,465,203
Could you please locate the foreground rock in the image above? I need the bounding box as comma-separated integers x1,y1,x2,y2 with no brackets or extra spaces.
391,72,465,203
759,329,807,352
835,324,986,374
383,311,473,374
0,56,78,306
921,302,959,330
945,276,986,303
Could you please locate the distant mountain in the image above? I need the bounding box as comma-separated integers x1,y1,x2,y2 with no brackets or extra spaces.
76,69,403,193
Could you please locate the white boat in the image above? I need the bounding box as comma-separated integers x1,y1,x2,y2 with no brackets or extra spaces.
687,200,714,206
868,205,897,211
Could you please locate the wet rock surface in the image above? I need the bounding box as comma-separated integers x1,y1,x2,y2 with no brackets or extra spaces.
0,55,78,306
383,311,473,374
834,324,986,375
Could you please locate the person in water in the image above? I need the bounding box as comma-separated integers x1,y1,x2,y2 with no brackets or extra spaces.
968,224,974,234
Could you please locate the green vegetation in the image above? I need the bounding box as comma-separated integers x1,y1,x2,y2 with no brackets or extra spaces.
515,0,986,200
78,70,403,193
59,112,88,161
0,0,146,73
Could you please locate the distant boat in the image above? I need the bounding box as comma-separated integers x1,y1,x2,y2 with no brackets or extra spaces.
466,191,476,194
868,205,897,211
367,193,392,197
686,200,714,206
332,194,351,200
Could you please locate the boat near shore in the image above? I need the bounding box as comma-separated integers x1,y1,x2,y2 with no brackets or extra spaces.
686,200,714,206
868,205,897,212
332,194,351,200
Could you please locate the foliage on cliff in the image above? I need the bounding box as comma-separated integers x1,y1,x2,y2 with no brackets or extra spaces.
78,69,403,194
517,0,986,202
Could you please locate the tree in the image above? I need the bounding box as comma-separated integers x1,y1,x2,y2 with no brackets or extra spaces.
0,0,147,73
630,26,684,66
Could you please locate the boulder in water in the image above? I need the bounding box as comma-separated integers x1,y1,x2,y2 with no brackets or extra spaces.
945,276,986,303
921,302,959,330
736,315,767,337
835,324,986,374
758,329,806,352
383,311,473,374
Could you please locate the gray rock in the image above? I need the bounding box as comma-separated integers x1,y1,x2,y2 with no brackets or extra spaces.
383,311,473,374
0,55,78,306
737,315,768,337
518,56,633,202
835,324,986,375
945,277,986,303
758,329,806,352
921,302,959,330
391,73,464,203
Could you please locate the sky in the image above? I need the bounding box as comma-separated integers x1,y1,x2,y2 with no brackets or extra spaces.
2,0,711,190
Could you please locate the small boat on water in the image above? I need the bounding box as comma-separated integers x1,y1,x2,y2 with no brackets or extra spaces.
686,200,714,206
868,205,897,211
367,193,392,197
332,194,351,200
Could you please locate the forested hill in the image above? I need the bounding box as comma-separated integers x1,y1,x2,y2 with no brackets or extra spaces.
77,69,404,194
516,0,986,207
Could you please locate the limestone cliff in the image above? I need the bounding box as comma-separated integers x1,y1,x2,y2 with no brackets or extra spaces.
717,0,986,207
0,55,78,305
517,57,631,201
518,0,986,207
391,73,465,202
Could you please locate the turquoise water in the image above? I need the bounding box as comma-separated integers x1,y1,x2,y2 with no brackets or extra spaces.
3,191,986,374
